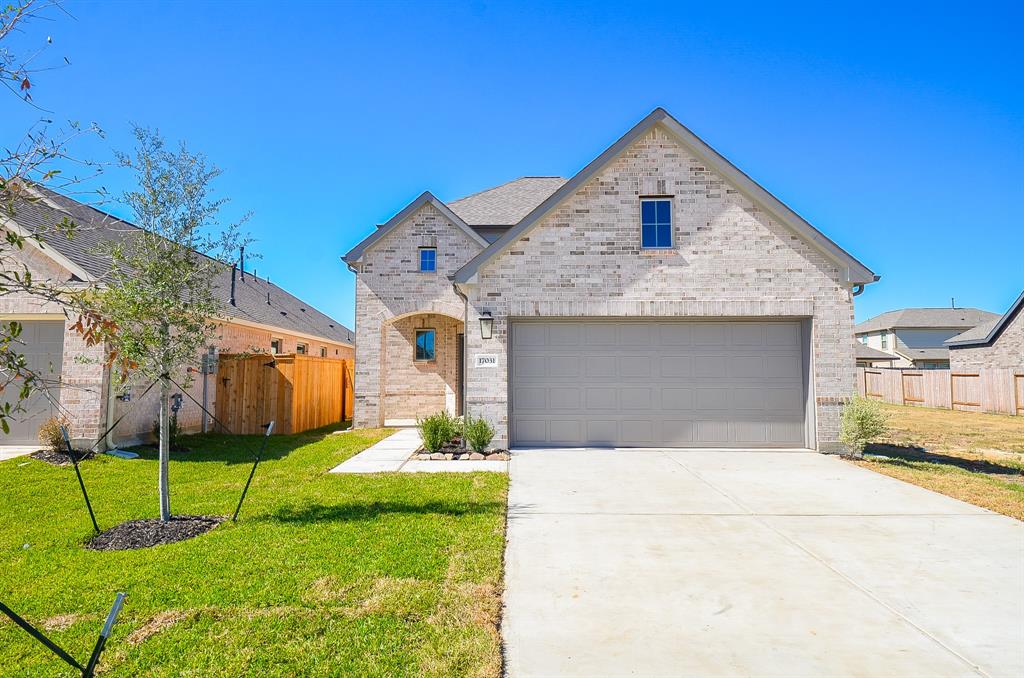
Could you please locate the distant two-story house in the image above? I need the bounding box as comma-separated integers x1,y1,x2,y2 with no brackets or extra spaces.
345,108,877,453
854,307,999,369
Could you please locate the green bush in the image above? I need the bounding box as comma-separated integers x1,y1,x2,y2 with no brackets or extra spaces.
839,394,888,455
417,410,460,453
463,415,495,454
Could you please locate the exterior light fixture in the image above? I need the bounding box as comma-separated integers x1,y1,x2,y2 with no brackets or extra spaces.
479,311,493,340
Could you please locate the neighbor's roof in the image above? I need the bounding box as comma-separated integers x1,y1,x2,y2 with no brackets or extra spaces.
896,347,951,362
855,343,899,361
855,307,999,334
6,187,354,345
448,177,567,226
946,290,1024,347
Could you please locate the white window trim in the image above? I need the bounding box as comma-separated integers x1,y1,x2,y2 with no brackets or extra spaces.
640,197,674,249
419,247,437,273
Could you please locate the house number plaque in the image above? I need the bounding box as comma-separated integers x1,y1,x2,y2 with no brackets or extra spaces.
475,354,498,368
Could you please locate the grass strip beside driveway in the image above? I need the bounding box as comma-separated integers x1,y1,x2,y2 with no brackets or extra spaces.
854,403,1024,520
0,426,507,677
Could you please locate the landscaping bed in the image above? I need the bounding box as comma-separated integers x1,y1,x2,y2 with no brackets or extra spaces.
0,425,508,675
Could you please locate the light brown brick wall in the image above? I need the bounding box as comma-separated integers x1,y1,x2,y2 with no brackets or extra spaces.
949,308,1024,371
462,127,855,450
354,203,483,427
382,313,461,421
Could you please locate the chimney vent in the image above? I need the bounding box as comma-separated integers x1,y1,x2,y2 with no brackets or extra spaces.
229,263,237,306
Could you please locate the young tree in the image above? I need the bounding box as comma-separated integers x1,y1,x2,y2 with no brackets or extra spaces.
1,0,103,433
88,127,249,520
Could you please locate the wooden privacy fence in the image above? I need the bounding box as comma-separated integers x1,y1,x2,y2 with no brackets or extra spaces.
857,367,1024,416
214,353,354,435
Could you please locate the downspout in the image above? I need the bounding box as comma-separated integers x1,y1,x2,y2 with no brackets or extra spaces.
103,364,116,451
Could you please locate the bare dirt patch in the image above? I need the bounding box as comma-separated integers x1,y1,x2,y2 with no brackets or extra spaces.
127,610,191,645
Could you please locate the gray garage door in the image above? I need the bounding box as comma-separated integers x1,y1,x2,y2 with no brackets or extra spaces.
1,320,65,445
509,320,807,448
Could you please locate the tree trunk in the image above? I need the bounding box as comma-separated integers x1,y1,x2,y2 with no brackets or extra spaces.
158,373,171,521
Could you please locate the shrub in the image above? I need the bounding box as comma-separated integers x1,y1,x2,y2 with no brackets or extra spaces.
151,413,182,451
463,415,495,454
38,417,70,453
417,410,460,453
839,394,888,455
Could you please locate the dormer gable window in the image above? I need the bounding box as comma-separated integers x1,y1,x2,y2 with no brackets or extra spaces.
640,198,673,249
419,247,437,272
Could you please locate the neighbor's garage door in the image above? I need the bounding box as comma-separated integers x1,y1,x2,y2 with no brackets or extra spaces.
509,320,807,448
0,320,65,444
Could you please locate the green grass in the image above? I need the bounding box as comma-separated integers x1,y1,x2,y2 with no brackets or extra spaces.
0,426,507,676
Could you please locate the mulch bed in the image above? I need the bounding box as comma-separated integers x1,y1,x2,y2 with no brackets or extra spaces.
86,515,225,551
30,449,96,466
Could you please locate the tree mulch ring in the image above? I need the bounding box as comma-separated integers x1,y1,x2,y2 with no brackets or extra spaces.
30,449,96,467
86,515,225,551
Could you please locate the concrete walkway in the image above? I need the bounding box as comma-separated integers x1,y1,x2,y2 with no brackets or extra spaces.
0,446,37,462
329,428,507,473
503,449,1024,677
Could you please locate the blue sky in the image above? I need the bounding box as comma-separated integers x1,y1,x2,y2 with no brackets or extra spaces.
6,1,1022,328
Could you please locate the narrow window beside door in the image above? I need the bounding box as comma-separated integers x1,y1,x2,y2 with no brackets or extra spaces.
415,329,436,361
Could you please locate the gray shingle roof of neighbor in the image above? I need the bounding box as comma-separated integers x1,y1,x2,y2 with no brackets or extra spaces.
448,176,567,226
946,290,1024,346
854,307,999,334
854,343,899,361
896,347,952,362
7,187,354,346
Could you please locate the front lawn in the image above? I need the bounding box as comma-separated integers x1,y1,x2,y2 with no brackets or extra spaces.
854,403,1024,520
0,426,507,676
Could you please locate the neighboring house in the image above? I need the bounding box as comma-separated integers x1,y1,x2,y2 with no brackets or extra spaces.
946,290,1024,371
855,342,900,368
345,108,877,452
1,187,353,449
854,307,999,369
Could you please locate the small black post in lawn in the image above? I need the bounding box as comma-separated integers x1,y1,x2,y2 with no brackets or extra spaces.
0,592,126,677
61,425,99,534
232,420,274,522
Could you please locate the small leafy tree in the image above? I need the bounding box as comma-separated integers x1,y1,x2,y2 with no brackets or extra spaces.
463,415,494,454
87,127,249,521
839,394,888,456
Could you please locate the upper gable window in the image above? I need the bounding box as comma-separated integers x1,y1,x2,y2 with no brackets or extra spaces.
419,248,437,272
640,198,672,249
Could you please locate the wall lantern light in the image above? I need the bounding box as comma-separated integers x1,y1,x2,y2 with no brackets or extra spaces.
479,311,493,340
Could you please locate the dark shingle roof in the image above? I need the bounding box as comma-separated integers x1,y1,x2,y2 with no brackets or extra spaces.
897,347,950,362
855,343,898,361
448,176,566,226
855,308,999,334
947,291,1024,347
9,187,353,345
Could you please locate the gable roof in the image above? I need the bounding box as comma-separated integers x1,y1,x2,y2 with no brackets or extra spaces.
855,307,999,334
855,342,899,361
6,187,354,345
344,191,489,264
946,290,1024,347
895,347,951,362
448,177,567,226
453,107,877,285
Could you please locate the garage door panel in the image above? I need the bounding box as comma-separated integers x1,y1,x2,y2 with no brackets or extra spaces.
1,320,65,444
510,320,806,448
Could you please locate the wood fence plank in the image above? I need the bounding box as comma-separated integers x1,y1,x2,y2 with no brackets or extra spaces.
856,367,1019,417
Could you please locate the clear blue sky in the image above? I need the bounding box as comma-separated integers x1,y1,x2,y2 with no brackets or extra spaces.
6,1,1022,329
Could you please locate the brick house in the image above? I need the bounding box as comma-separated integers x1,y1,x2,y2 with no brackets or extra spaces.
1,188,353,449
345,108,877,452
854,307,999,369
946,291,1024,371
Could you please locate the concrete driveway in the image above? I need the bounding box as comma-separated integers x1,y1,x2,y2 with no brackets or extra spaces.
503,449,1024,677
